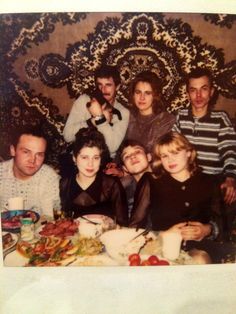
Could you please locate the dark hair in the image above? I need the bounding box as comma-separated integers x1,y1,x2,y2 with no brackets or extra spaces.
186,67,213,88
94,65,121,86
11,125,47,148
129,71,165,115
73,128,110,168
118,139,147,165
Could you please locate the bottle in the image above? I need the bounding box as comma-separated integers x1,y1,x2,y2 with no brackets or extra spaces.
21,218,34,241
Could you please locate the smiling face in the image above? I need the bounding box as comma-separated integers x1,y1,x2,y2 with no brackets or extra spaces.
158,144,191,181
133,81,154,115
96,77,118,105
10,134,46,180
122,145,151,180
187,75,214,117
74,146,101,179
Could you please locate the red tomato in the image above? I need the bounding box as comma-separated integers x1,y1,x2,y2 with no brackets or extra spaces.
129,260,141,266
128,253,141,264
158,260,170,266
140,259,151,266
148,255,160,266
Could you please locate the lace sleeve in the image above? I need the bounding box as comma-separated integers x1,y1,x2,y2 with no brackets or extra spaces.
129,173,151,229
110,178,129,227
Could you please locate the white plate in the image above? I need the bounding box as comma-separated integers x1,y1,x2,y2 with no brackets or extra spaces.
4,250,28,267
2,232,18,253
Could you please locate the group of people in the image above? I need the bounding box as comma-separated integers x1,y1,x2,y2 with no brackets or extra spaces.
1,65,236,263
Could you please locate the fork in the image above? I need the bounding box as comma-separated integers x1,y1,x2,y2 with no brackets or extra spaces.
80,216,101,225
129,228,150,242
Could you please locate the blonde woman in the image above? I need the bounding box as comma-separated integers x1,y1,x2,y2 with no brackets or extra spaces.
130,132,235,263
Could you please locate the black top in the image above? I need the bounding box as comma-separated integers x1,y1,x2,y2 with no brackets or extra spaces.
129,171,217,231
60,172,128,226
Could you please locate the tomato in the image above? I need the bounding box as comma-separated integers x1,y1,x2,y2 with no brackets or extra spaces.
128,253,141,264
129,260,141,266
157,260,170,266
140,259,151,266
148,255,160,266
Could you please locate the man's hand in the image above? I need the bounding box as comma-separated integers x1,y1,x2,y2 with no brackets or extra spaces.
104,162,124,177
87,98,103,117
180,221,211,241
220,177,236,205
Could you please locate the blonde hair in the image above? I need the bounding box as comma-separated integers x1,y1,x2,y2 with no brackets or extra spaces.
152,132,197,177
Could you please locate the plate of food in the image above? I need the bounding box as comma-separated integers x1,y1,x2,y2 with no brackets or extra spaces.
1,210,40,233
77,214,116,238
2,231,18,253
36,219,79,238
100,228,157,263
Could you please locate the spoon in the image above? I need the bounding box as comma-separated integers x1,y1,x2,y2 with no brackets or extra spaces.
80,216,101,225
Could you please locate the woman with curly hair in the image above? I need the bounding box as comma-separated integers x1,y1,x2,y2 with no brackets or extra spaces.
124,71,175,154
60,128,128,225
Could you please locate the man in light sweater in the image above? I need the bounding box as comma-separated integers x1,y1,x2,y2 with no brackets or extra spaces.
0,125,60,217
63,65,130,159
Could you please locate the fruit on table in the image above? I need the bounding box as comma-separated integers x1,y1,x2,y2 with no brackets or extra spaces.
128,253,170,266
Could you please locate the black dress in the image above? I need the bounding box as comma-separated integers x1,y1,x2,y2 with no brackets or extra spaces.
130,172,236,263
60,172,128,226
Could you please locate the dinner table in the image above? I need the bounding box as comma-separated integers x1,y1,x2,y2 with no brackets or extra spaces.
2,212,199,267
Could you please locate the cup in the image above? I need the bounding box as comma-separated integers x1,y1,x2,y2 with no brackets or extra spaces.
8,197,24,210
161,231,182,260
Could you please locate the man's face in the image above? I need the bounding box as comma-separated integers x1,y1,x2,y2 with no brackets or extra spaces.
10,134,46,180
122,145,151,176
96,77,118,104
187,75,214,116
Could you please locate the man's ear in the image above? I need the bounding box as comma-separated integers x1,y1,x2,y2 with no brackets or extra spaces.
10,145,16,157
210,87,215,97
122,165,128,174
147,153,152,163
72,155,76,164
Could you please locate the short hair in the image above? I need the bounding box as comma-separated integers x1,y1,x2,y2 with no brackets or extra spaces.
94,65,121,86
10,124,47,148
186,67,213,88
129,71,165,114
118,139,147,165
73,128,110,168
152,131,198,177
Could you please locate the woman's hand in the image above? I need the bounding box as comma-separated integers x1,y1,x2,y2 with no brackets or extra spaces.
167,222,187,233
180,221,211,241
220,177,236,205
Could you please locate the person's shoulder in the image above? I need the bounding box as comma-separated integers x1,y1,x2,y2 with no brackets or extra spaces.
210,110,233,125
39,164,60,178
114,100,129,114
73,93,90,106
0,159,12,173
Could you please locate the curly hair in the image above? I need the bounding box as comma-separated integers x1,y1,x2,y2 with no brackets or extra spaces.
152,131,198,177
129,71,165,115
73,128,110,168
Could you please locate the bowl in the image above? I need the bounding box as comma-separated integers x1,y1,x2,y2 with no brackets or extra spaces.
1,210,40,233
100,228,156,263
77,214,116,238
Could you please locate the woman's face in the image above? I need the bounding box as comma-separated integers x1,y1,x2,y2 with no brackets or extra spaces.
158,145,191,178
133,81,154,115
74,146,101,178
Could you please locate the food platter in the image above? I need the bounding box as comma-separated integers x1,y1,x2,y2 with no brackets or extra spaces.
1,210,40,233
100,228,157,263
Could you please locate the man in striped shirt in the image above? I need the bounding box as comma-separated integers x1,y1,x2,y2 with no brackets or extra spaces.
173,67,236,211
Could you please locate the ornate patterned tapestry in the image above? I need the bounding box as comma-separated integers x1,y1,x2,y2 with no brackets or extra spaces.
0,12,235,166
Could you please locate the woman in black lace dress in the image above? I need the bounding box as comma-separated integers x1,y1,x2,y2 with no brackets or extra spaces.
60,128,128,226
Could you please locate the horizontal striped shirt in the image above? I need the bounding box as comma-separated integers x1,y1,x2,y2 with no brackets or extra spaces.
172,109,236,178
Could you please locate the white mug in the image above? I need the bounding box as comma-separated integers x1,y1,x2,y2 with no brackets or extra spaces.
161,231,182,260
8,197,24,210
